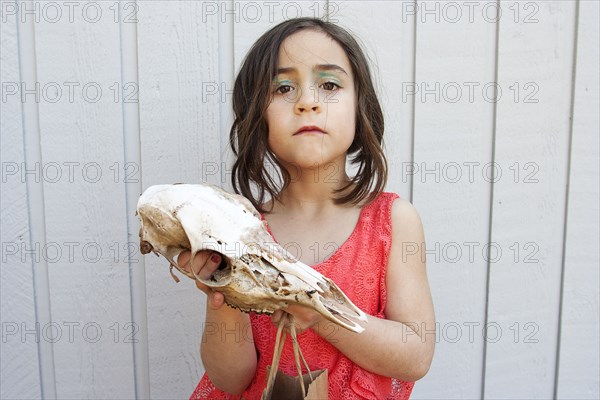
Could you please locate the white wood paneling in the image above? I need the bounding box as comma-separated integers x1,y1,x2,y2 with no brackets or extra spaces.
137,1,221,398
0,7,42,399
556,1,600,398
33,2,134,398
119,4,149,397
485,2,577,398
410,1,497,397
0,1,598,399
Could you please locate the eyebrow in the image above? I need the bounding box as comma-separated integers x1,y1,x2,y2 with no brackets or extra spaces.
276,64,349,76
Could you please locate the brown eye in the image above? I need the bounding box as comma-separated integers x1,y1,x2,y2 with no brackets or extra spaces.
275,85,293,94
321,82,339,91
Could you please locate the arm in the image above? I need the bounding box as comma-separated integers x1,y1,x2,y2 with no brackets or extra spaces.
201,297,256,394
178,252,257,394
277,198,435,381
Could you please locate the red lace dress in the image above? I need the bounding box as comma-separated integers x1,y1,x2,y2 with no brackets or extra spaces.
190,192,415,399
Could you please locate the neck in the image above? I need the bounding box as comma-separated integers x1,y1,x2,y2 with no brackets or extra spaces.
275,158,353,215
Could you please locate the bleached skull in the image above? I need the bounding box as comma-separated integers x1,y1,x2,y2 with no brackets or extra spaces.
136,183,367,333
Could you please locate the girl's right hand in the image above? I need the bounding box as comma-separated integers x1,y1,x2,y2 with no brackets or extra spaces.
177,250,226,310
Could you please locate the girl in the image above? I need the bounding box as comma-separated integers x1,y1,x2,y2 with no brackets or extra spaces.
178,17,435,399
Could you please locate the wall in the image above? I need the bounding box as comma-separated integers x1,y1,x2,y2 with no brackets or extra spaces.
1,1,598,398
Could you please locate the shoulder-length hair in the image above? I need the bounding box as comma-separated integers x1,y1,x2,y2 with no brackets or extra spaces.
230,17,387,213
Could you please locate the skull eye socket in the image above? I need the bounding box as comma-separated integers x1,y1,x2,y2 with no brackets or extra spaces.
217,257,228,271
205,255,233,285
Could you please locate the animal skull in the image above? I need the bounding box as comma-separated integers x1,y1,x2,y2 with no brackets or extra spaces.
136,183,367,397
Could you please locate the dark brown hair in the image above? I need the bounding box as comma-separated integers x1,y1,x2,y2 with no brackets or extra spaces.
230,17,387,213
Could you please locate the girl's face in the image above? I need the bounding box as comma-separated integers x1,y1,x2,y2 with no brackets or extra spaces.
265,29,356,174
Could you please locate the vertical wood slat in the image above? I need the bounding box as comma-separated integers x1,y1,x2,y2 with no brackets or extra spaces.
0,5,42,399
33,1,135,398
398,2,417,203
137,1,221,397
218,0,235,192
410,1,497,397
14,1,57,398
118,0,149,397
556,0,600,398
485,2,577,398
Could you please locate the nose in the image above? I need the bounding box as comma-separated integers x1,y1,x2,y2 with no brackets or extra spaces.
294,84,320,114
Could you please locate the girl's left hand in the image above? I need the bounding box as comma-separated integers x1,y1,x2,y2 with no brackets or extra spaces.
271,305,323,335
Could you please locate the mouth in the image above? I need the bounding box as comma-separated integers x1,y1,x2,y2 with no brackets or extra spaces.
294,125,326,135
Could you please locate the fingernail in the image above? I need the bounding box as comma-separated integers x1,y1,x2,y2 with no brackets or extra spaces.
211,254,220,263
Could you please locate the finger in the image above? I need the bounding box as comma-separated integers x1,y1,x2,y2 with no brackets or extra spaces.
179,251,221,278
210,292,225,309
176,251,191,269
177,250,209,275
195,252,222,280
194,280,224,309
189,252,211,276
203,291,225,310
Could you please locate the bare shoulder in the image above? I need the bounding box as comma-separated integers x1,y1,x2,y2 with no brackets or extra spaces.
390,197,425,241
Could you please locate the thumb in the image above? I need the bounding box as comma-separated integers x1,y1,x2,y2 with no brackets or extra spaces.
208,291,225,310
